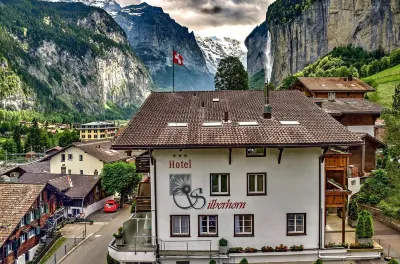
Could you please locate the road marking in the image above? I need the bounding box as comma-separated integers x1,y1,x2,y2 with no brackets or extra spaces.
95,235,101,238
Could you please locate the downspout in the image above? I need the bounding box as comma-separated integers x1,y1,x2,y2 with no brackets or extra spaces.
319,148,329,249
149,150,159,259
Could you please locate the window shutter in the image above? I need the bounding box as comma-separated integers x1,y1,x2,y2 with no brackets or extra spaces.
36,227,41,235
12,239,19,251
44,203,49,213
34,208,40,219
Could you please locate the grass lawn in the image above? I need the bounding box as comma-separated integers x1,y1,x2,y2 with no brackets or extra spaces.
364,64,400,108
39,236,67,264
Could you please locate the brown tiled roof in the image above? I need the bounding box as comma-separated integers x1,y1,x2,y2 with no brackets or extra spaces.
19,173,99,199
113,90,362,149
0,160,50,176
296,77,375,92
72,141,127,163
312,98,382,116
354,133,386,148
0,184,45,247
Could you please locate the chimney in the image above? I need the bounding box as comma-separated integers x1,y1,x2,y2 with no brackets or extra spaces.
224,111,229,122
201,102,205,108
263,81,272,119
193,91,197,97
94,170,99,179
348,75,353,81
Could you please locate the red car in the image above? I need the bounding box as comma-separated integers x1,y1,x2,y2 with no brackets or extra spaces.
104,200,119,213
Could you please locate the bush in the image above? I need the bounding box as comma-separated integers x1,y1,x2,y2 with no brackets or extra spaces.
209,260,216,264
356,210,374,239
130,200,136,214
349,198,359,221
239,258,248,264
388,259,399,264
314,259,323,264
350,242,374,249
218,238,228,247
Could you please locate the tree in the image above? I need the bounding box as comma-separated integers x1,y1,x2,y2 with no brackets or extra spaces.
101,162,141,208
24,119,41,152
215,56,249,91
393,84,400,111
58,129,80,147
2,138,17,154
13,125,23,153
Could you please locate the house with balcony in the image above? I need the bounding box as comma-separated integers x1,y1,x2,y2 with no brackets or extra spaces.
0,183,66,264
108,90,381,264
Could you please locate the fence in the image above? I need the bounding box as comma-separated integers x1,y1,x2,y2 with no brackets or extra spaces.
43,231,85,264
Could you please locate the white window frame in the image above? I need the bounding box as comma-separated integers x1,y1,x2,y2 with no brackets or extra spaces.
68,154,73,161
199,215,218,236
234,214,253,236
210,174,229,195
287,213,306,235
247,173,266,195
5,243,12,255
20,233,26,244
28,229,36,239
20,217,25,227
171,215,190,236
246,148,265,157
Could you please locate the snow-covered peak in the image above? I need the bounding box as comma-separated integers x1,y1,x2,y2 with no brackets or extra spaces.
195,35,247,75
45,0,121,14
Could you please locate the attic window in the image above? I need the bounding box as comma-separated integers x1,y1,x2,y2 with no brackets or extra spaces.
213,98,220,102
280,121,300,125
238,121,258,126
168,122,188,127
202,121,222,127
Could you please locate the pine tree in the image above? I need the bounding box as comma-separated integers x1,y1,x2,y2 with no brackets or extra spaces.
393,84,400,111
12,125,23,153
215,56,249,91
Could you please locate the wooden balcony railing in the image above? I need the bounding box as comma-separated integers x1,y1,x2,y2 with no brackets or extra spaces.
136,197,151,212
135,155,150,173
325,190,352,207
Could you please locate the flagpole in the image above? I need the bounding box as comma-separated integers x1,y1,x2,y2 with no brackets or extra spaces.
172,46,175,93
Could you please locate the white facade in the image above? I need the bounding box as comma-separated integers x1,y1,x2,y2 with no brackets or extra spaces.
151,148,324,251
49,146,104,175
347,126,375,137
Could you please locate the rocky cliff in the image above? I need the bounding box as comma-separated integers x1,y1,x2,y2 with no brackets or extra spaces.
245,21,267,79
114,3,214,91
246,0,400,85
0,0,153,119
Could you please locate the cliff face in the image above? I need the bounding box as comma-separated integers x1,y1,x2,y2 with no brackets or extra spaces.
247,0,400,85
245,21,267,78
0,0,153,117
114,3,214,91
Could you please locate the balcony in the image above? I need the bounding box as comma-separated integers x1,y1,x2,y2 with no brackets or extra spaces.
325,180,351,208
135,155,150,173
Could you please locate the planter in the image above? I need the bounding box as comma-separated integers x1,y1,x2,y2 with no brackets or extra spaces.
219,246,228,254
356,238,373,244
116,238,124,246
348,218,357,228
337,208,343,218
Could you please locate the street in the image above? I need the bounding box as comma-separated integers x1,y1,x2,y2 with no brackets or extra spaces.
60,205,131,264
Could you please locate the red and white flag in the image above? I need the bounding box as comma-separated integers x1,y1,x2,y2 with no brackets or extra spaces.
173,50,184,66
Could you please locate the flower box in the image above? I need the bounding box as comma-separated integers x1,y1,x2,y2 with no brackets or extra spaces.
275,244,288,252
290,245,304,251
244,247,257,253
261,246,275,252
229,247,243,253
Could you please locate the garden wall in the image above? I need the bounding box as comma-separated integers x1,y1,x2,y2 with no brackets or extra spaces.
359,204,400,232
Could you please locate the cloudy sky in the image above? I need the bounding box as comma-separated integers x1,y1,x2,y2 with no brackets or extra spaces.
116,0,272,41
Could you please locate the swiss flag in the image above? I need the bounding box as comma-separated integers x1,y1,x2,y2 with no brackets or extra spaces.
173,50,184,66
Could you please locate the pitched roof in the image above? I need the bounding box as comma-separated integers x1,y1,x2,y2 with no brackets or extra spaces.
312,98,382,116
0,184,45,247
81,121,115,126
296,77,375,92
354,133,386,148
72,141,127,163
19,173,99,199
0,160,50,176
113,90,363,149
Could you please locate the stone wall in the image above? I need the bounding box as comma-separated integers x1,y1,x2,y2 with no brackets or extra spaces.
359,204,400,232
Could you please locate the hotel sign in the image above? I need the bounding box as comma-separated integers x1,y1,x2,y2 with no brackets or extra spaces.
169,160,192,169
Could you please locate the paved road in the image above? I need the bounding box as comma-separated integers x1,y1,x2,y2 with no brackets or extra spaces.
61,205,131,264
373,219,400,259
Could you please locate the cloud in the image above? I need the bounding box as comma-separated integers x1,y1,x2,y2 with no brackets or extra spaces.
116,0,273,40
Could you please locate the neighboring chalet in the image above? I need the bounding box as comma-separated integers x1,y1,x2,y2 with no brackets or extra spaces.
19,173,109,217
108,90,373,264
0,183,65,264
0,160,50,181
45,146,63,156
48,141,128,175
291,76,375,98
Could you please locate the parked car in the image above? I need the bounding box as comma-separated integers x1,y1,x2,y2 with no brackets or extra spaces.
104,200,119,213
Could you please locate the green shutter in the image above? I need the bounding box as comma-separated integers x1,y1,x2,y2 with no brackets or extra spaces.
36,227,41,235
44,203,49,213
34,208,40,219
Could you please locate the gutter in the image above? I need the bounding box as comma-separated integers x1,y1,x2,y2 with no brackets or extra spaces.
319,148,330,249
149,150,159,259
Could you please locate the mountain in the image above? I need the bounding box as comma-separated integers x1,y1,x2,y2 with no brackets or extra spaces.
0,0,153,121
246,0,400,86
195,35,247,75
46,0,121,13
113,3,214,91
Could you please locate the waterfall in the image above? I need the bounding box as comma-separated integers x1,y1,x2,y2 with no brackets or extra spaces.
265,29,273,83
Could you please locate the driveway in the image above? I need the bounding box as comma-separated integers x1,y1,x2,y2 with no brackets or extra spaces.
60,205,131,264
373,219,400,259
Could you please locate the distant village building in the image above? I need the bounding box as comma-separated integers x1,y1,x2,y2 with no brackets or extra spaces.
0,183,66,264
77,121,117,141
108,90,373,264
45,146,63,156
25,151,37,160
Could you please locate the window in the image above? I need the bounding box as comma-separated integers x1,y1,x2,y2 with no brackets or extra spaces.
247,173,266,195
287,213,306,236
88,135,92,139
68,169,71,174
20,233,26,244
25,211,34,224
82,135,85,139
80,170,84,175
246,148,265,157
351,180,356,186
79,155,83,161
94,135,98,139
5,243,12,255
68,154,73,161
210,174,229,195
199,215,218,236
61,165,66,174
61,154,65,162
27,229,36,238
170,215,190,237
20,217,25,227
234,214,254,237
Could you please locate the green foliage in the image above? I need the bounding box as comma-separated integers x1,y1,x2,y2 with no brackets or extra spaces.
130,200,136,213
267,0,316,25
58,129,79,147
0,57,20,101
393,84,400,111
349,197,359,221
215,56,249,91
388,259,400,264
314,259,323,264
209,260,216,264
218,238,228,246
356,210,374,239
357,170,393,205
101,162,141,206
12,125,23,153
2,138,16,153
239,258,248,264
249,70,265,90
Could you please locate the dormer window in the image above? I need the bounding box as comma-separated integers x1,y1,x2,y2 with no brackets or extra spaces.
168,123,188,127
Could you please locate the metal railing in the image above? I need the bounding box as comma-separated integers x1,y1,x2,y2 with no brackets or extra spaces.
159,239,214,257
43,231,85,264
